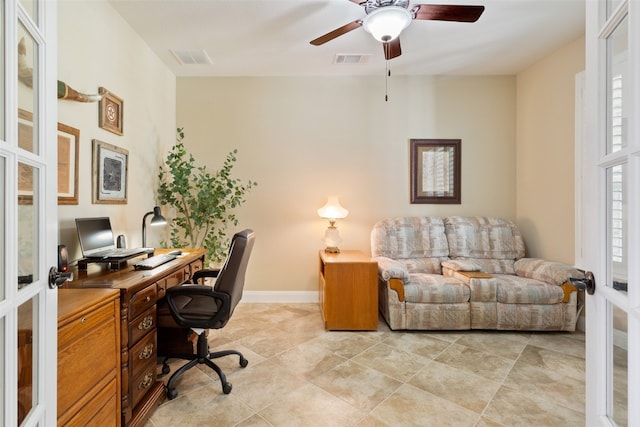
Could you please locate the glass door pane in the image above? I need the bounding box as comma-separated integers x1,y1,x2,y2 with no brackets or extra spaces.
0,156,5,302
17,296,38,425
18,162,38,288
17,24,38,127
0,1,4,139
611,303,628,426
607,15,627,154
608,163,627,294
19,0,37,23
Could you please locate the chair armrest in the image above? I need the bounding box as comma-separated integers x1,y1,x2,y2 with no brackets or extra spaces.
192,268,221,284
373,257,410,282
514,258,585,286
165,284,231,329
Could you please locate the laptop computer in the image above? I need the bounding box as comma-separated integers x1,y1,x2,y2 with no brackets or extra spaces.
75,217,148,259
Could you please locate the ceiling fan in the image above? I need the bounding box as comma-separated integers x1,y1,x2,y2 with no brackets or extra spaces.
310,0,485,60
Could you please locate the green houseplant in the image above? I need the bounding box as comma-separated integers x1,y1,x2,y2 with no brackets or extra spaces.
157,128,256,263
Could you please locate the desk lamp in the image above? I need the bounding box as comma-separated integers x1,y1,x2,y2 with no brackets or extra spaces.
317,196,348,253
142,206,167,247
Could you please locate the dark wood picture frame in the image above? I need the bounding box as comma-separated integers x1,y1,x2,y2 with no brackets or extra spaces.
92,139,128,204
410,138,461,204
98,87,123,135
18,109,79,205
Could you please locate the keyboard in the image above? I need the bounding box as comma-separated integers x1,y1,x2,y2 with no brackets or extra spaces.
133,254,177,270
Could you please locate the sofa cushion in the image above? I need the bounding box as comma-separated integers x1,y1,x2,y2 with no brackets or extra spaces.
453,257,517,275
444,216,525,260
400,257,449,275
405,273,470,304
494,274,564,304
371,217,449,260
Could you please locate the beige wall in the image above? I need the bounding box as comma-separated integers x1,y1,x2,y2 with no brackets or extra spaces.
56,0,176,261
54,2,583,295
515,36,585,264
177,75,516,293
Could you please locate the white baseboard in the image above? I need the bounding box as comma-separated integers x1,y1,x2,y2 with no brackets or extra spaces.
241,291,319,303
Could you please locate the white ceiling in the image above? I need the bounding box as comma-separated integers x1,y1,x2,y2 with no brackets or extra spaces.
108,0,585,77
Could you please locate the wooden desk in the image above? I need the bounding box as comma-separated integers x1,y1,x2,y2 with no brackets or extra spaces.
65,249,205,427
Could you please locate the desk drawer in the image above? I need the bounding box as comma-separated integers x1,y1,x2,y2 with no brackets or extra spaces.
59,301,115,348
58,305,118,421
129,285,156,320
130,332,156,378
165,269,186,288
190,259,204,280
131,362,156,410
62,377,118,427
129,306,156,346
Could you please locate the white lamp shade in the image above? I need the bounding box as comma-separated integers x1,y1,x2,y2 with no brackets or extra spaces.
317,196,349,220
362,6,412,42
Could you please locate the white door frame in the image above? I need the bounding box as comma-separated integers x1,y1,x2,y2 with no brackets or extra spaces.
1,0,58,425
583,0,639,425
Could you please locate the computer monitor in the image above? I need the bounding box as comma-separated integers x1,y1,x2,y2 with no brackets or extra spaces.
75,217,116,257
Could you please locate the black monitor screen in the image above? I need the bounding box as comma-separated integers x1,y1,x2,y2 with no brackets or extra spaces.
75,217,115,256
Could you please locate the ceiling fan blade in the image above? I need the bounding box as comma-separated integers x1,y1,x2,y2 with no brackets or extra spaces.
310,20,363,46
383,38,402,60
413,4,485,22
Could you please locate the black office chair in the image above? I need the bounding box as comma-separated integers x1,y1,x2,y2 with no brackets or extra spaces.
157,229,255,399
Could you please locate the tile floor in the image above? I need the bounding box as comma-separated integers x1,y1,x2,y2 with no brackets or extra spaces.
146,303,585,427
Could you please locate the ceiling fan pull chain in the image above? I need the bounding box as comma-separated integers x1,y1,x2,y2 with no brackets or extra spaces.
385,61,390,102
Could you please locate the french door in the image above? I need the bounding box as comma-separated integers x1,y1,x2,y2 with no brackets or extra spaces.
1,0,58,425
583,0,639,425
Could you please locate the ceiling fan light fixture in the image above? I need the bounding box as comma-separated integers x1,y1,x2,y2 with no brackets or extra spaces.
363,6,412,42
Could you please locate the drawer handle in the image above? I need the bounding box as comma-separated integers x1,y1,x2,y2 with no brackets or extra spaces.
138,316,153,330
138,372,153,390
81,317,87,325
139,343,154,360
144,295,151,303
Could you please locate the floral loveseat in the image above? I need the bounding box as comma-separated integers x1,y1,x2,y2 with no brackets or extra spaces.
371,216,585,331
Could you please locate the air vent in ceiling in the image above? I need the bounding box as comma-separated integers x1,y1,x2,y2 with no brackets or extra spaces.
334,54,370,64
170,49,213,65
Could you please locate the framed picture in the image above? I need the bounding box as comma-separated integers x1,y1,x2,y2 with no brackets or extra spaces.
18,109,79,205
98,87,123,135
92,139,128,204
410,138,461,204
57,123,80,205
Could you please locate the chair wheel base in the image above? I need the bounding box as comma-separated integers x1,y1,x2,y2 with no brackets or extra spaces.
240,357,248,368
222,383,232,394
167,387,178,400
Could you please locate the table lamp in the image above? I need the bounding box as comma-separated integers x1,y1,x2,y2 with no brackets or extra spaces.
142,206,167,247
317,196,348,253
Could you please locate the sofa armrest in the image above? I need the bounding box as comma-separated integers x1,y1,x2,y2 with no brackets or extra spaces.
514,258,585,286
374,256,410,282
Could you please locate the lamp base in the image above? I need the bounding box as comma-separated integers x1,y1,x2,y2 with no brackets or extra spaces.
324,246,341,254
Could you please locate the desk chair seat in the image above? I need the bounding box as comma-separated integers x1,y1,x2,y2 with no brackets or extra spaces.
157,229,255,399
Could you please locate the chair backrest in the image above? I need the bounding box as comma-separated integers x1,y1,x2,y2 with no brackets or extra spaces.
213,229,255,317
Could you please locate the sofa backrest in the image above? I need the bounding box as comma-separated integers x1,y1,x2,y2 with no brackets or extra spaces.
444,216,525,274
371,217,449,274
